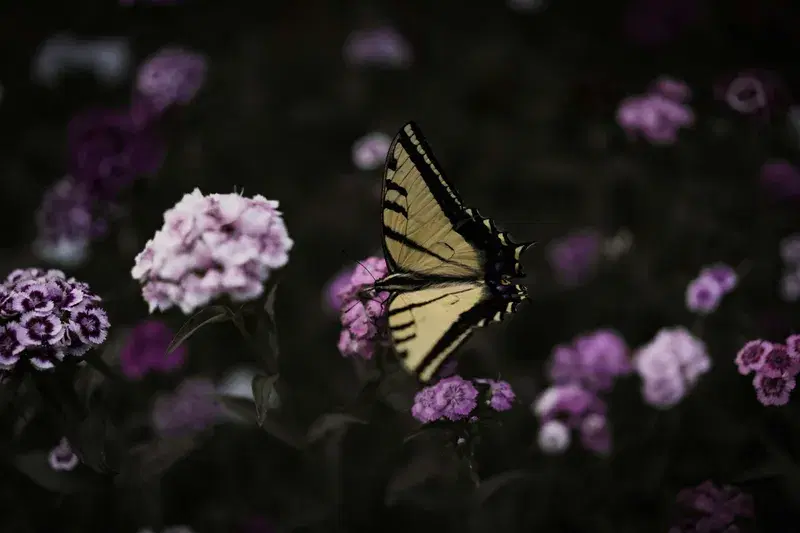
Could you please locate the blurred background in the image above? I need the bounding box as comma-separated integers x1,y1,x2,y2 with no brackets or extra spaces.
1,0,800,532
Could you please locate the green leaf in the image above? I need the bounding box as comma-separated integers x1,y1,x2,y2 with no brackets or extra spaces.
252,374,281,426
166,305,232,354
67,409,122,475
306,413,368,444
13,452,93,494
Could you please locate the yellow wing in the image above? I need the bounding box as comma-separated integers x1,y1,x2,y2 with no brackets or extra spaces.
382,123,484,278
387,282,525,382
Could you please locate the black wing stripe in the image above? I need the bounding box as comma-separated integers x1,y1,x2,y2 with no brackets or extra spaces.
394,333,417,345
383,225,455,264
390,321,415,332
385,181,407,196
387,286,474,316
384,201,408,218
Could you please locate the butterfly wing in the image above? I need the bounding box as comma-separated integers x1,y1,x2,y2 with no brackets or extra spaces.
387,282,527,382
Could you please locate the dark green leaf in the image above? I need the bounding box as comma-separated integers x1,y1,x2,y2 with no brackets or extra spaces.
166,305,232,354
473,469,531,505
306,413,368,444
252,374,281,426
115,435,201,486
13,452,93,494
68,410,123,474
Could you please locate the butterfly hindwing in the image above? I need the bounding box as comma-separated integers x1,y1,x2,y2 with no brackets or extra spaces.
387,282,526,382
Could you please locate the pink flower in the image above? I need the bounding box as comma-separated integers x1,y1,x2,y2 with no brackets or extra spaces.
119,319,186,379
616,91,694,145
533,384,605,427
759,343,797,378
699,263,738,293
352,132,391,171
48,437,79,471
335,256,389,360
132,189,293,314
152,377,225,437
579,413,611,455
411,385,443,423
433,375,479,421
672,481,754,532
754,373,796,406
574,329,631,391
685,273,724,314
650,76,692,103
734,340,770,375
135,47,206,116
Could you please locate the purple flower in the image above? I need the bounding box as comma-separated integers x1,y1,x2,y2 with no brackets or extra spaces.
48,437,79,471
579,413,611,455
735,340,770,375
152,377,225,437
0,268,109,372
780,234,800,265
323,267,353,314
700,263,738,293
546,229,602,287
338,292,388,360
120,320,186,379
548,344,583,384
634,327,710,408
486,379,515,411
533,384,605,427
352,132,391,171
574,329,631,391
685,273,724,314
650,76,692,103
433,375,479,421
617,92,695,145
343,27,412,68
68,108,165,200
135,47,207,116
132,189,294,314
411,384,443,423
672,481,755,533
33,177,100,267
753,373,796,406
760,159,800,201
759,343,798,378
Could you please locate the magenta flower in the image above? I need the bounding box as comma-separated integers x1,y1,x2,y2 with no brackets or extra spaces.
0,268,108,372
352,132,391,171
760,159,800,201
700,263,738,293
485,379,515,411
411,385,443,423
753,373,796,406
685,273,723,314
546,229,602,287
650,76,692,103
322,267,353,314
33,177,99,268
48,437,79,471
343,27,412,68
433,376,479,421
68,108,165,200
533,384,607,455
616,92,694,145
132,189,294,314
152,377,225,437
735,340,770,375
634,327,710,409
574,329,631,391
671,481,755,533
579,413,611,455
759,343,798,378
135,47,207,116
119,320,186,379
336,256,389,360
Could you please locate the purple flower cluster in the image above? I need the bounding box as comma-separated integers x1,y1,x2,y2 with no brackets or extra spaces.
119,319,186,380
669,481,754,533
634,326,711,409
134,47,207,119
548,329,631,392
735,336,800,406
132,188,294,314
152,377,226,437
533,384,609,455
411,375,515,424
343,27,412,68
48,437,79,472
685,263,738,314
779,234,800,302
33,176,98,267
352,132,391,171
0,268,109,372
616,77,694,144
535,329,629,455
546,229,602,287
336,257,389,360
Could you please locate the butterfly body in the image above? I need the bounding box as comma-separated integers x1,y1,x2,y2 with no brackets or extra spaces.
372,122,532,382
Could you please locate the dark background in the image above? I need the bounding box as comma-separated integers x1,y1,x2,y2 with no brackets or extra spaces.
1,1,800,532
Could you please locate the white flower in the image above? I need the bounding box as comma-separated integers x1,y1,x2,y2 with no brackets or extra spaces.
537,419,570,454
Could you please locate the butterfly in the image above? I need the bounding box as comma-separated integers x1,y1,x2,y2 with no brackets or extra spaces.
371,122,532,382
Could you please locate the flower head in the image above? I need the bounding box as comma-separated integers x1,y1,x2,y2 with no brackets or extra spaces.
760,159,800,201
434,375,479,421
132,189,294,314
68,108,165,200
759,343,797,378
715,69,787,118
537,419,570,454
616,92,694,145
352,132,391,171
735,340,771,375
546,229,602,287
533,384,605,427
0,268,108,372
152,377,225,437
120,319,186,379
485,379,515,411
780,234,800,265
580,413,611,455
685,273,723,314
753,373,796,406
336,256,389,359
700,263,738,293
48,437,79,471
671,481,754,533
343,27,412,68
634,327,710,408
135,47,207,115
411,384,443,424
574,329,631,391
650,76,692,103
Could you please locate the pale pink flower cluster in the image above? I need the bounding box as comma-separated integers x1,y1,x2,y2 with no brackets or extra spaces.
616,76,694,145
132,188,293,314
336,257,389,359
633,327,711,409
